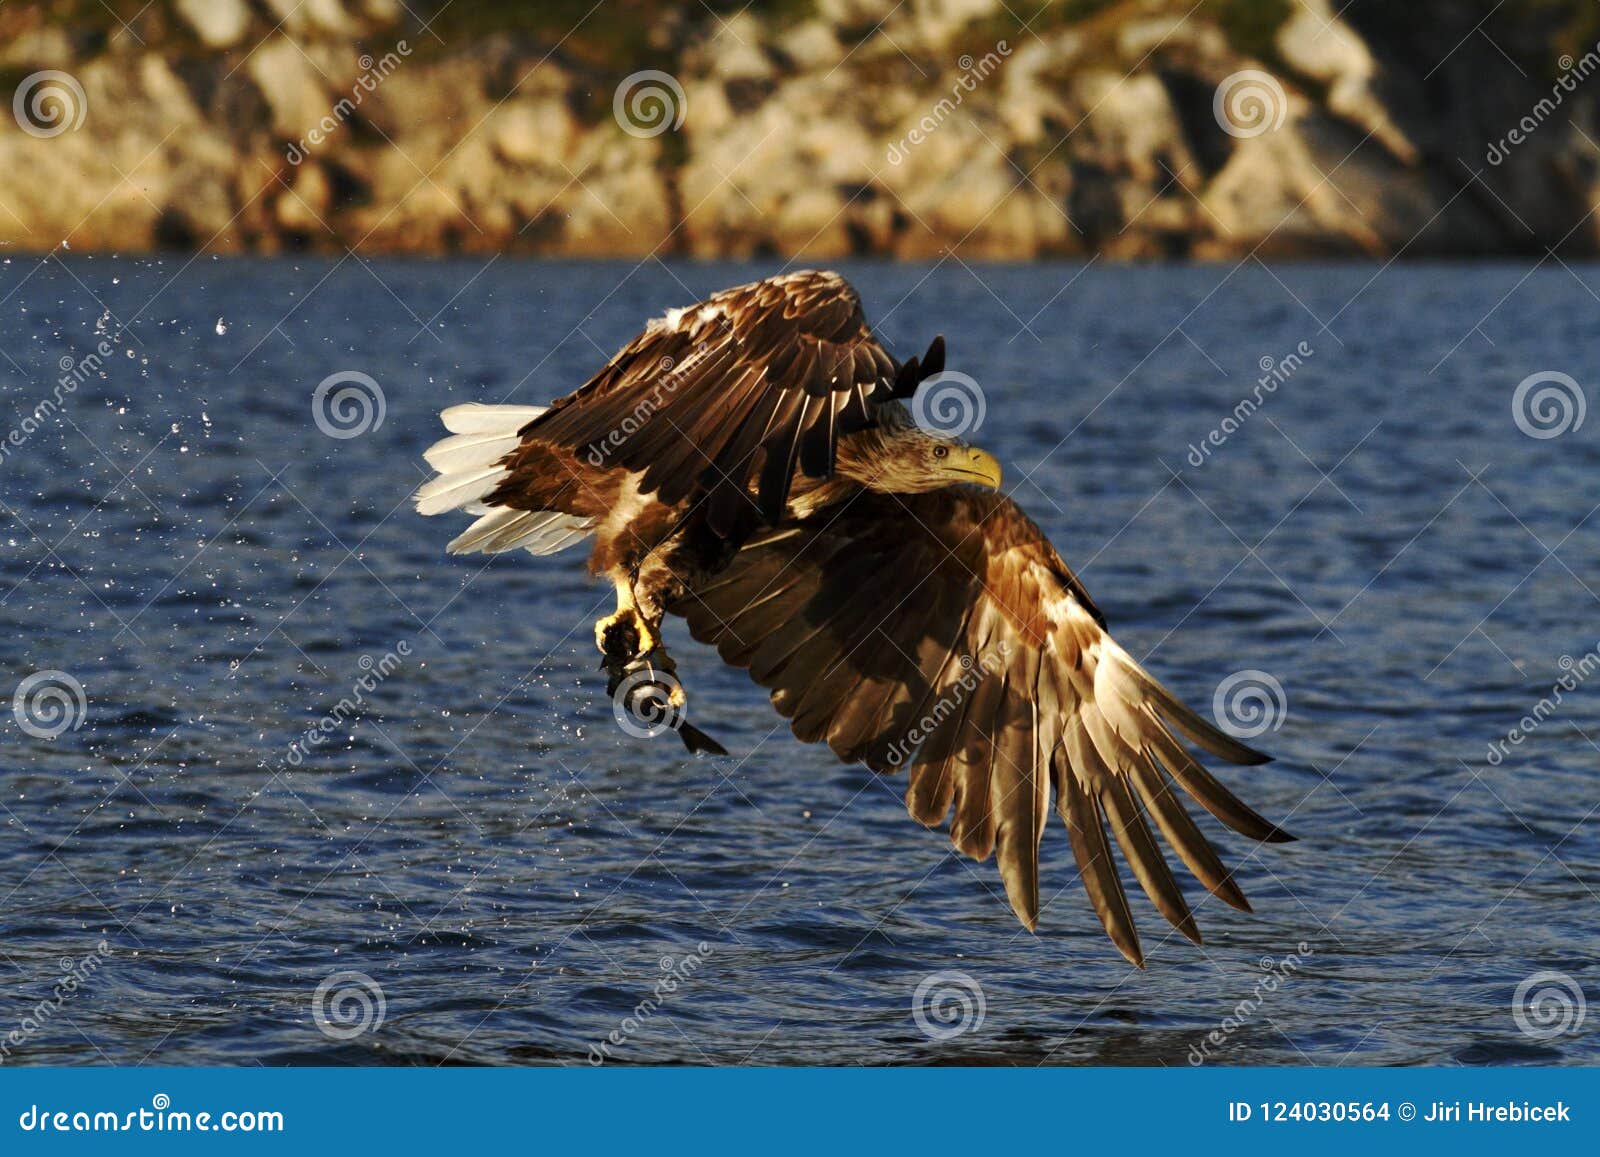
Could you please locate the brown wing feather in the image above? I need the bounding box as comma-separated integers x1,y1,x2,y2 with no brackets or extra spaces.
670,485,1291,966
500,271,899,534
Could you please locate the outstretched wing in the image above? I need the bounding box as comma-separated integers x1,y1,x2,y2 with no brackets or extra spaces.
511,270,940,536
670,486,1291,966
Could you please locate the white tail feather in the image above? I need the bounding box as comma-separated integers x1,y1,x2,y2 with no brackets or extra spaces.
415,465,509,516
441,403,546,434
424,431,523,472
482,512,564,553
447,508,597,555
534,525,595,554
422,403,594,558
447,507,530,553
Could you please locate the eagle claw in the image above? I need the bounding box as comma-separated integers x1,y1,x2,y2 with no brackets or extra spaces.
596,607,657,666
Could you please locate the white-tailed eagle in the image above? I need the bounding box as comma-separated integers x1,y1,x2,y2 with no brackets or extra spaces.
416,270,1291,965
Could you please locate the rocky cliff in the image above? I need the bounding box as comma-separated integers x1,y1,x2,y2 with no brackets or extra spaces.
4,0,1600,259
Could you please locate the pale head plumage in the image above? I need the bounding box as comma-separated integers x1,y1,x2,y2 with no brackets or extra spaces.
835,402,1002,494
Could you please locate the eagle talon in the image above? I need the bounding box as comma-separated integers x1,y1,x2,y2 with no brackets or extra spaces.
595,607,658,666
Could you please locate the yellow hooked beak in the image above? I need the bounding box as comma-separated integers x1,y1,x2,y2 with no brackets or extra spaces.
947,446,1003,490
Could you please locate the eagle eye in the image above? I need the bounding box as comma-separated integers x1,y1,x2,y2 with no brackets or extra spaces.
932,445,949,459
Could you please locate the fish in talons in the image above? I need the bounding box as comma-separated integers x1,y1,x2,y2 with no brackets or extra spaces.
598,594,727,757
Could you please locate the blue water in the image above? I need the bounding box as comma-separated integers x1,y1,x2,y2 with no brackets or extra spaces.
0,256,1595,1066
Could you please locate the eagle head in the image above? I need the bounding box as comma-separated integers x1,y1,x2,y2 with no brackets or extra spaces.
838,403,1002,494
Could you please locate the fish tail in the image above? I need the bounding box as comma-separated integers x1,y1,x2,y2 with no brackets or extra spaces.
676,720,728,756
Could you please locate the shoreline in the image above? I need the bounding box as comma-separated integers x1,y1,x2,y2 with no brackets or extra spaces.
4,2,1599,261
